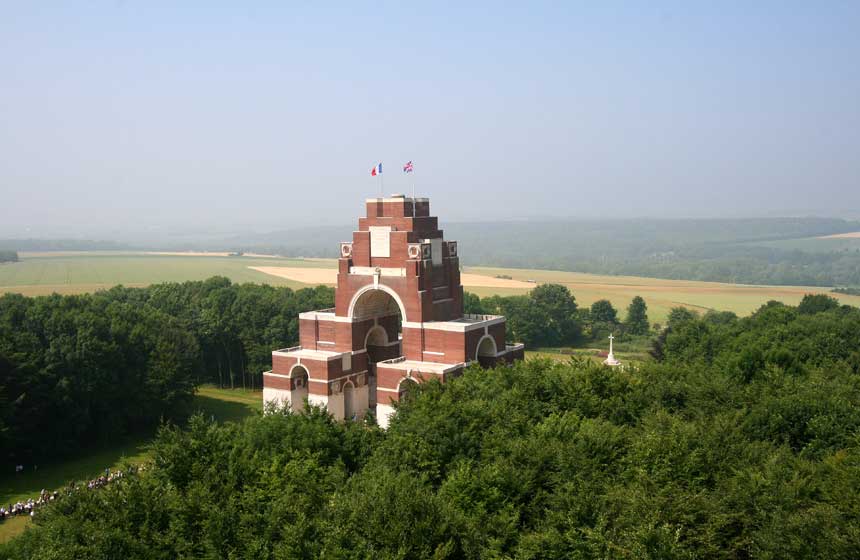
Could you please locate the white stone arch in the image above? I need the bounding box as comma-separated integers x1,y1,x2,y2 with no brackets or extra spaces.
364,324,389,348
342,380,356,420
289,364,310,382
396,375,419,400
475,334,498,361
348,284,408,322
289,364,309,413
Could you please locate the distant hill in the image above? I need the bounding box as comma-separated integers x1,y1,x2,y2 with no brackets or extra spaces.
213,217,860,287
0,239,133,252
7,217,860,287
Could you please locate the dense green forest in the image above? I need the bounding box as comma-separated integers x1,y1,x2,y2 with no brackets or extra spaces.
4,296,860,558
0,279,333,468
0,252,17,263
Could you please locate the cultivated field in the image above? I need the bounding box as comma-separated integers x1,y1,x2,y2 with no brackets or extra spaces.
818,231,860,239
2,252,860,322
462,266,860,322
249,266,536,289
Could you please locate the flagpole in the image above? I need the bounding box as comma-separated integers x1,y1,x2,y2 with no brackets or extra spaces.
380,163,384,197
411,165,416,217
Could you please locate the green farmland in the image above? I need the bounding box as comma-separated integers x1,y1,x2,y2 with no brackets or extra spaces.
0,252,335,296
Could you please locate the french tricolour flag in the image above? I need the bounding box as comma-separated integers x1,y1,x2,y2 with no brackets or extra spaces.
371,163,382,176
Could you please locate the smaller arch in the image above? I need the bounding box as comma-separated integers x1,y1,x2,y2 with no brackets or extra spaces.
288,364,310,413
364,325,389,348
475,334,498,362
289,364,310,385
397,376,419,401
343,380,356,420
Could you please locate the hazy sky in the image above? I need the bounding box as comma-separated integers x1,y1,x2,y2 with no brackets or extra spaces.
2,2,859,238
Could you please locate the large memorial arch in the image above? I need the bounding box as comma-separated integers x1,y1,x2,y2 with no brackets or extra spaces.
263,195,524,428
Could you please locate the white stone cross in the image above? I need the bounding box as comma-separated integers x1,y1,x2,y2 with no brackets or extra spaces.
603,333,621,366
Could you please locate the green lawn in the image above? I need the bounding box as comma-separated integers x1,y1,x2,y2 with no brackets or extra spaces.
526,345,650,366
0,517,28,544
0,385,262,543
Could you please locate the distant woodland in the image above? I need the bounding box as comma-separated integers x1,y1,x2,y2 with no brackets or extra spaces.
4,294,860,558
0,251,17,263
0,239,130,252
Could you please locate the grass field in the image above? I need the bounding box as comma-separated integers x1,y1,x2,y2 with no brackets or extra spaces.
525,333,653,366
0,253,336,296
525,348,648,365
2,252,860,322
0,385,262,543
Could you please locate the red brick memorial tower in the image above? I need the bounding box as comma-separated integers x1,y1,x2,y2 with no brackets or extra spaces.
263,195,524,428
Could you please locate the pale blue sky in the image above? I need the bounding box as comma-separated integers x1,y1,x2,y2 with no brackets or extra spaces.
1,2,858,237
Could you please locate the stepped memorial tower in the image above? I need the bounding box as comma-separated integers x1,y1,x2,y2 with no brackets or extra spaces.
263,195,524,428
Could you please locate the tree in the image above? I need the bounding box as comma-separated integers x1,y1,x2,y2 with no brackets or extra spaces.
624,296,649,335
463,292,483,315
797,293,840,315
0,250,18,263
666,307,698,328
529,284,581,345
0,354,13,455
483,295,547,347
590,300,618,324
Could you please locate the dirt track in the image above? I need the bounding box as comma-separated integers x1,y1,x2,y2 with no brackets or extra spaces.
818,232,860,239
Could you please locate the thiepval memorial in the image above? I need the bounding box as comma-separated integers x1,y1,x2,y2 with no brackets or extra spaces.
263,195,524,428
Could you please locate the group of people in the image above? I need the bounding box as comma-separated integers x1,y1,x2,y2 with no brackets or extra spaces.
85,467,129,490
1,466,141,523
0,489,59,520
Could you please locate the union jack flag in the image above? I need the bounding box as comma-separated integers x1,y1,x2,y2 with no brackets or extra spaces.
403,161,414,173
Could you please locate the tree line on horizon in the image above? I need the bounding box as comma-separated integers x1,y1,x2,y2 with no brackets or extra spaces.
3,294,860,558
0,251,17,263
